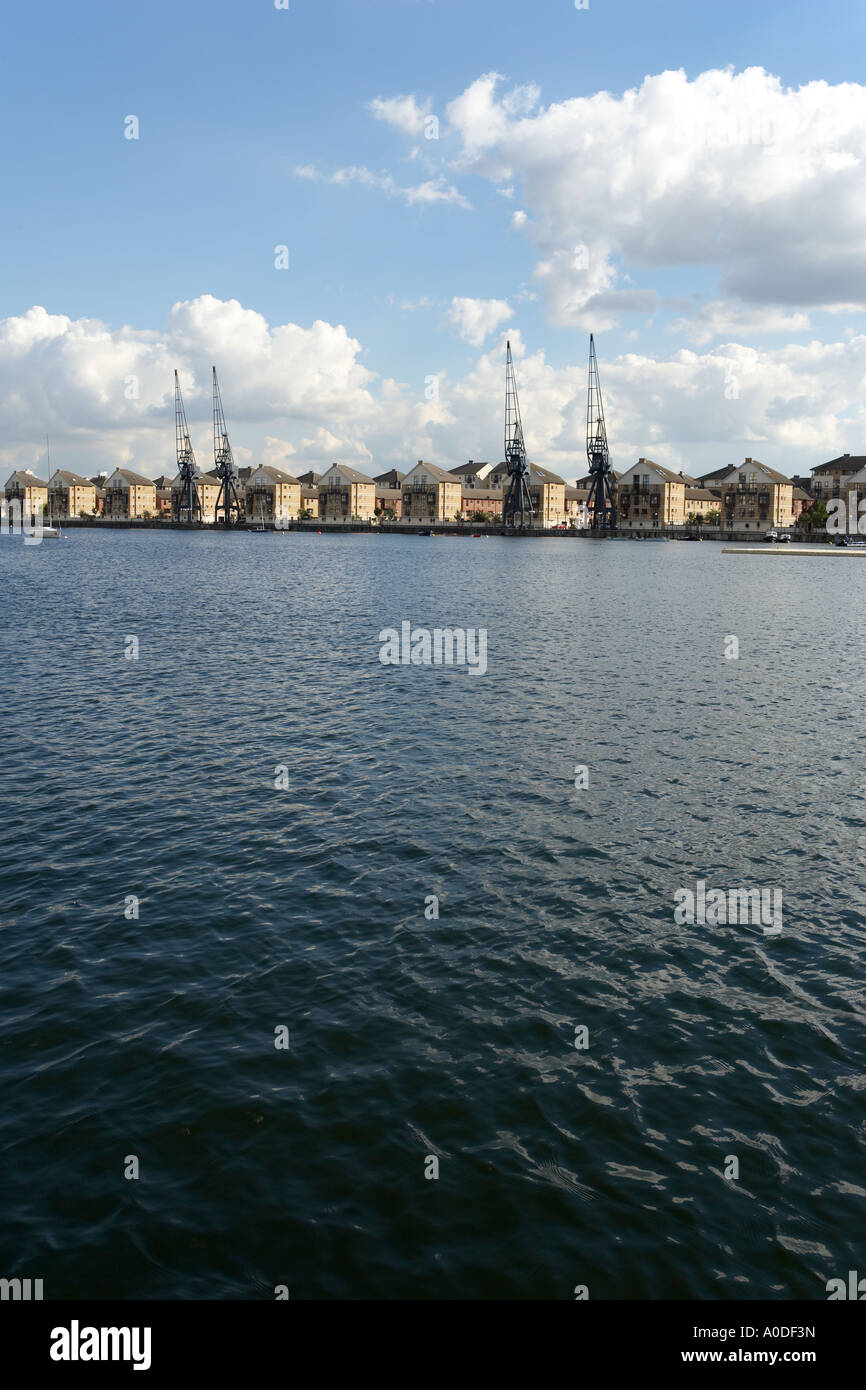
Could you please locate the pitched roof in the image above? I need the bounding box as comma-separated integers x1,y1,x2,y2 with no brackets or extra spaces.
685,487,721,503
529,464,566,485
170,468,215,487
321,462,375,484
296,470,321,485
247,465,300,485
697,465,733,484
402,460,459,484
50,469,94,487
811,455,866,474
106,468,154,487
720,459,794,486
449,460,493,479
573,470,621,486
793,486,813,500
622,459,687,485
5,470,48,488
373,469,405,485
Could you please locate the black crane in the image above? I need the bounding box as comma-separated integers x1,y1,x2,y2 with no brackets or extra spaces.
502,340,534,528
212,366,243,526
173,370,203,524
585,334,616,531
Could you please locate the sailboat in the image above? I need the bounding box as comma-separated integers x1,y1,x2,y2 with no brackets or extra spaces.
42,436,61,538
250,495,268,532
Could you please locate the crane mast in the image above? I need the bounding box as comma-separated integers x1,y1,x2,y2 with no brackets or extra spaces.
173,371,202,524
502,341,534,528
212,366,243,525
585,334,616,530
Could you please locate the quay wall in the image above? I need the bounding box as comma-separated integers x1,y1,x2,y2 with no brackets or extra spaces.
46,518,835,543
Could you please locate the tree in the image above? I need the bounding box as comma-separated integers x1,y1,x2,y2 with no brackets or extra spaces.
798,500,828,532
705,510,720,526
470,510,489,523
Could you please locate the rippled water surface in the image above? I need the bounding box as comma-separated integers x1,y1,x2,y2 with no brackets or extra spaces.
1,529,865,1300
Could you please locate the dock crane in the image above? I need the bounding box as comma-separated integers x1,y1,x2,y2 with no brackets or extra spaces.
502,340,534,528
585,334,616,531
173,371,202,524
212,366,243,526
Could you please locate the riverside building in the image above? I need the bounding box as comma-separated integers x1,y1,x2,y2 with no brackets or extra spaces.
318,463,376,521
616,459,689,530
809,454,865,503
244,465,301,524
374,469,404,518
103,469,156,519
4,469,48,522
715,458,795,533
401,461,463,523
48,469,97,519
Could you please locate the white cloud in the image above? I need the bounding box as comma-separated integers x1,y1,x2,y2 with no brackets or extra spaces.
295,163,469,209
445,66,866,325
368,94,432,137
448,297,514,346
262,436,297,469
671,300,811,345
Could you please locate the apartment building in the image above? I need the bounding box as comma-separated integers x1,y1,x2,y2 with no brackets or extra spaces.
460,488,503,521
715,458,795,533
374,469,404,518
616,459,688,529
318,463,376,521
809,454,865,502
401,461,463,523
244,465,301,524
4,469,48,521
48,469,97,519
103,469,157,519
684,486,721,520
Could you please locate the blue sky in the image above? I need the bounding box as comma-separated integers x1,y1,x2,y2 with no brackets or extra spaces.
2,0,865,481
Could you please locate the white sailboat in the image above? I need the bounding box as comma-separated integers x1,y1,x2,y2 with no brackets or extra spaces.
42,436,61,537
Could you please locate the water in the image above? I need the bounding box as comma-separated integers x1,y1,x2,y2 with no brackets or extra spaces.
1,528,864,1300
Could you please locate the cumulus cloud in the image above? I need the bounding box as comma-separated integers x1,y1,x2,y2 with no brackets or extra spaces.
448,296,514,346
442,66,866,326
368,94,433,137
2,298,865,484
670,300,811,345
